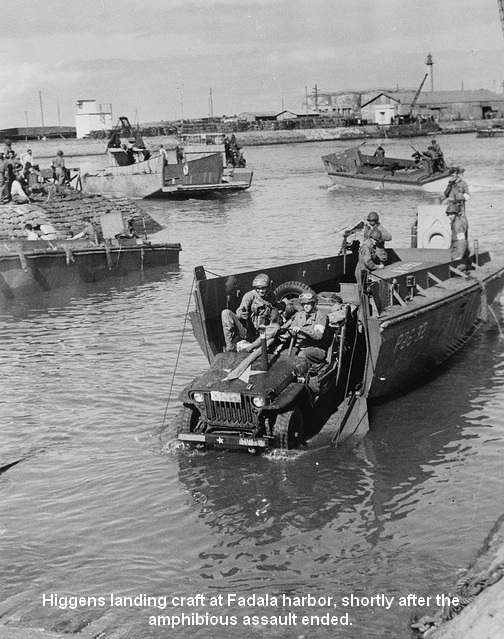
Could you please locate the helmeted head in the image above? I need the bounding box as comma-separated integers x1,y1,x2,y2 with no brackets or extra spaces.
299,290,317,307
57,150,64,156
252,273,271,296
367,211,379,224
446,203,460,216
369,228,382,242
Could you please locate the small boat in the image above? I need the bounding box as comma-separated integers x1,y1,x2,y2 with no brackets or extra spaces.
476,127,504,138
0,211,181,300
177,205,504,451
81,124,253,199
322,146,452,193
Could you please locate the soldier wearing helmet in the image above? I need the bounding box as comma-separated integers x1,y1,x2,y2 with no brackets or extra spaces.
446,203,468,261
444,167,470,219
362,211,392,264
221,273,285,352
355,227,385,278
282,290,329,366
427,139,445,172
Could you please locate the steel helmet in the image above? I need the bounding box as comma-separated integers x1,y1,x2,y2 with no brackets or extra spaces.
367,211,379,222
299,291,317,304
252,273,271,288
445,203,460,215
369,228,382,241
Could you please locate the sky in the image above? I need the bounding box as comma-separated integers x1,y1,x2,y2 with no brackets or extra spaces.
1,0,504,129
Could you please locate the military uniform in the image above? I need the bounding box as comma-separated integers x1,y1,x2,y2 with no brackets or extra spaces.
287,308,329,365
450,214,469,260
221,289,281,350
363,222,392,263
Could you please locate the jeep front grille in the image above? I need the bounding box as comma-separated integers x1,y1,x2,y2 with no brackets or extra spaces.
203,394,256,427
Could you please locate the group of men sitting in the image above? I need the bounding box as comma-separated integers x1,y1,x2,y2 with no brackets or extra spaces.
221,273,350,369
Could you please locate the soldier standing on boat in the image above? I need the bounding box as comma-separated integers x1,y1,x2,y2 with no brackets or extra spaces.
355,228,385,277
444,167,470,218
363,211,392,264
446,203,468,262
373,145,385,164
427,139,445,172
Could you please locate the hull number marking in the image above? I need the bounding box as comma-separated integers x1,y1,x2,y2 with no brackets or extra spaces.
394,321,428,352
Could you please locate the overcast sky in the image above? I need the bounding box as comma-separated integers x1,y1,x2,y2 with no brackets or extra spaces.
1,0,504,129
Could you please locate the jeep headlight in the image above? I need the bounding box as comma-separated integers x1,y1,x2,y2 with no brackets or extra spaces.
193,392,205,403
252,396,266,408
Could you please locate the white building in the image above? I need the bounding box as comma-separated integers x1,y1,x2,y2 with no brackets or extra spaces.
75,99,113,138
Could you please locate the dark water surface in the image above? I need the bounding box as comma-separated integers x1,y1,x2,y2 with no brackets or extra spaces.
1,134,504,637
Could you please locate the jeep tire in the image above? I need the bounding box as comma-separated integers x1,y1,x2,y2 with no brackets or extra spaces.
273,407,304,449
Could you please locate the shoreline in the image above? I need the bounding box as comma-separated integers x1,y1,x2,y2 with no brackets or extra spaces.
7,119,499,160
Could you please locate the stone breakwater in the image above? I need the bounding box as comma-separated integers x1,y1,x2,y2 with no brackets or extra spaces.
0,191,161,241
10,118,499,161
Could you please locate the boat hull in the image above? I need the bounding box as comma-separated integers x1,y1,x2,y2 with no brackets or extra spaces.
322,146,452,193
327,172,451,193
81,155,165,199
189,249,504,402
476,129,504,138
81,151,253,199
0,240,181,299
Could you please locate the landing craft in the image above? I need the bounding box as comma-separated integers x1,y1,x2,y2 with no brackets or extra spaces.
177,206,504,451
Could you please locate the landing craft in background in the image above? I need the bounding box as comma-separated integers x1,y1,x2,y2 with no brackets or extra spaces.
322,146,453,193
81,122,253,199
177,205,504,452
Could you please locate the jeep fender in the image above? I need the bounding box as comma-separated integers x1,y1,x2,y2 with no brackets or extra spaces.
264,382,309,412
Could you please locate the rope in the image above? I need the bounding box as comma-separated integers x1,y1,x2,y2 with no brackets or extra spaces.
486,303,504,338
411,566,503,635
442,567,503,621
160,275,196,431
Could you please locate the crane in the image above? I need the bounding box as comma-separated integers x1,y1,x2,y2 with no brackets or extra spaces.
411,73,429,111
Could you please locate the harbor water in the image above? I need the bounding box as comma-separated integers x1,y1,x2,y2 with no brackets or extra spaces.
1,133,504,638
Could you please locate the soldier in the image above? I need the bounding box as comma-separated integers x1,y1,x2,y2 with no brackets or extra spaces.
355,228,385,277
446,204,468,261
363,211,392,264
221,273,285,352
444,167,470,217
283,290,329,367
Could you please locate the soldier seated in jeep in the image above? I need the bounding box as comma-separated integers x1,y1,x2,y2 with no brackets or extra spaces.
279,290,330,368
221,272,289,353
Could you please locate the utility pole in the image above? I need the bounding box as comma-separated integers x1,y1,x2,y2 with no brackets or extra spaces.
39,91,45,136
176,82,184,122
426,53,434,92
312,84,319,113
24,111,29,138
305,86,308,114
57,102,61,129
209,87,213,119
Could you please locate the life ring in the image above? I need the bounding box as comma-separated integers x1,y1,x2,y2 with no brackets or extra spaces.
183,163,189,176
274,280,311,302
421,224,451,249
